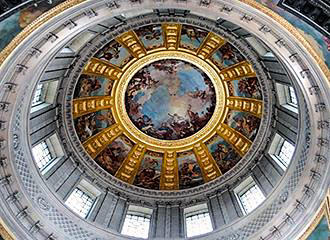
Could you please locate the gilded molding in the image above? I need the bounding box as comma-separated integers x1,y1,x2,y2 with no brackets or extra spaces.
115,144,146,184
82,124,123,159
226,97,263,118
216,123,252,156
72,96,113,119
0,0,328,83
0,1,327,239
160,151,179,190
83,58,122,80
196,32,226,60
0,219,14,240
219,60,256,81
113,50,226,151
193,142,222,181
116,31,147,59
162,23,182,50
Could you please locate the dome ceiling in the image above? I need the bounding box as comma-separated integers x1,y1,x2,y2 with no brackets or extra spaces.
72,23,263,191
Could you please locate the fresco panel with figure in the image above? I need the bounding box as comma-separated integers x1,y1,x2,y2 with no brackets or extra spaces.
225,110,260,141
74,110,115,142
95,135,133,175
180,25,208,51
95,39,133,67
135,24,164,51
74,74,114,98
227,77,262,100
178,151,204,189
133,151,163,190
211,42,246,69
206,135,242,173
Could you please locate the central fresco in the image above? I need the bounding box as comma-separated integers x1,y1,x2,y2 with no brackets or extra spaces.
125,59,216,140
72,23,263,191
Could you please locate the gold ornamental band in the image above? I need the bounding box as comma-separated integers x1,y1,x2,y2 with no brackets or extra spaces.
113,50,226,152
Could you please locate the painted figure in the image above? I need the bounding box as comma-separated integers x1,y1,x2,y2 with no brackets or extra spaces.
134,151,162,190
206,135,241,173
95,136,133,175
95,40,132,67
227,77,262,99
135,24,163,50
212,42,245,68
74,74,113,98
180,25,208,50
225,111,261,140
178,152,204,189
74,110,115,142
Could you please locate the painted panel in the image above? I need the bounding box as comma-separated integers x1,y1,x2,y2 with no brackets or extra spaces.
74,74,114,98
180,24,208,51
95,39,133,67
95,135,133,175
225,110,260,140
135,24,164,51
211,42,246,69
307,216,330,240
133,151,163,190
178,151,204,189
256,0,330,68
74,109,115,142
227,77,262,100
0,1,66,51
206,134,242,173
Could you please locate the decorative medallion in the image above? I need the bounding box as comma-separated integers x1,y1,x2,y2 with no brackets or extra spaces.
72,23,263,190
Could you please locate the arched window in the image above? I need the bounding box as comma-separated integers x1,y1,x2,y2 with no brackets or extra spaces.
121,205,152,239
235,177,266,215
184,203,213,237
65,180,101,218
31,133,64,175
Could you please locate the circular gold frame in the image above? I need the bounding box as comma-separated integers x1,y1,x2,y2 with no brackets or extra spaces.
113,50,226,152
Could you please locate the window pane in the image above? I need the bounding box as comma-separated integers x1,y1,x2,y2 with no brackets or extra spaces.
289,86,297,106
65,188,94,218
278,141,295,167
121,214,150,239
32,141,53,170
239,184,265,214
186,212,213,237
32,84,44,106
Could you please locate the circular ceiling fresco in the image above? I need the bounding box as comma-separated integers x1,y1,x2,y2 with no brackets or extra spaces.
125,59,216,141
72,23,263,191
